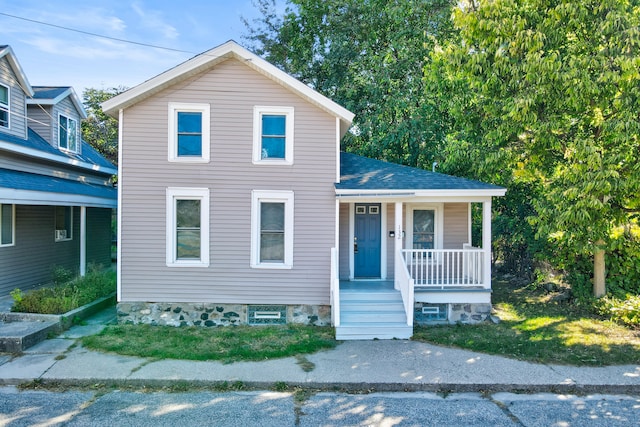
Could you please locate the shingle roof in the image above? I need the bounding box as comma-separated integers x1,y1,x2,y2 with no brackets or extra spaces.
337,152,505,192
0,168,116,203
31,86,72,99
0,128,116,172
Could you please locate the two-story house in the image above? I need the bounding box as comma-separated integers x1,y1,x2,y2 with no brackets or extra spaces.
0,45,117,296
103,41,505,339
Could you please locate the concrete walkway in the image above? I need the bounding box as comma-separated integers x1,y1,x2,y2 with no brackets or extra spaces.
0,306,638,394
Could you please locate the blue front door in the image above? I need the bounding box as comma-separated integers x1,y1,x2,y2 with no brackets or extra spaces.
354,203,381,278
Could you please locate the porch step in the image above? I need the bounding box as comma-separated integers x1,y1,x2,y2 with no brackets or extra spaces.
336,322,413,340
337,287,412,340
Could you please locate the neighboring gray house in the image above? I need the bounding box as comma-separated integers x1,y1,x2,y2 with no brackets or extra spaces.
0,45,117,296
102,41,505,339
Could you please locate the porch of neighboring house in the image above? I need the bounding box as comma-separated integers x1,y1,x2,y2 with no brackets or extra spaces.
330,200,495,340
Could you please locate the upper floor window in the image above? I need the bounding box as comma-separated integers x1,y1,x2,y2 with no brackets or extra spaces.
168,103,210,163
253,106,294,165
0,84,9,128
55,206,73,242
58,114,79,152
1,204,15,247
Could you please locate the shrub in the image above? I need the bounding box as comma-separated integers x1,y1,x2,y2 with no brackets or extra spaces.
11,266,115,314
594,295,640,329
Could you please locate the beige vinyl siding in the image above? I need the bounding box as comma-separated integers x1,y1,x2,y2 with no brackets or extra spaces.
443,203,469,249
0,56,28,139
120,58,337,305
26,104,53,145
0,205,80,295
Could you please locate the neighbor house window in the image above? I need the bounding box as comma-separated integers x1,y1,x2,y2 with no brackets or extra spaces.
251,190,294,268
252,106,294,164
168,103,210,163
55,206,72,241
166,188,209,267
0,204,15,246
58,114,79,152
0,84,9,128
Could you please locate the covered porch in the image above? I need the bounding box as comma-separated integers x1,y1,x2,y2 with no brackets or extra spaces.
331,153,506,340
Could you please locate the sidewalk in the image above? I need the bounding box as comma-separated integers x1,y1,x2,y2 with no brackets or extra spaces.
0,306,638,394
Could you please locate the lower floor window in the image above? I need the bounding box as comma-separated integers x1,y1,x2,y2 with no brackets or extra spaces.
1,204,14,246
55,206,72,241
251,190,294,269
166,188,209,267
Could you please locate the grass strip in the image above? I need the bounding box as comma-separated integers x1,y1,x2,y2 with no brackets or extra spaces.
81,324,337,363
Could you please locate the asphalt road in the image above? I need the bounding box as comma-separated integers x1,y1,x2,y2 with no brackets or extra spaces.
0,386,638,426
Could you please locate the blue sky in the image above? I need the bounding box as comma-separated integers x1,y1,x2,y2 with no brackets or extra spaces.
0,0,282,95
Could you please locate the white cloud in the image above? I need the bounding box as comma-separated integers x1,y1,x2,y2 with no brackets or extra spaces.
131,1,179,40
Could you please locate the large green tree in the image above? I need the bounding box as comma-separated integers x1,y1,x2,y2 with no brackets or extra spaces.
81,87,126,165
432,0,640,296
244,0,456,167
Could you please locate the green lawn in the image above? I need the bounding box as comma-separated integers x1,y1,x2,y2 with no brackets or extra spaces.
412,277,640,366
81,323,336,364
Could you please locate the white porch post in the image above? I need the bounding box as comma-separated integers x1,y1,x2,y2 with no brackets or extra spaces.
80,206,87,277
482,200,492,288
394,201,403,290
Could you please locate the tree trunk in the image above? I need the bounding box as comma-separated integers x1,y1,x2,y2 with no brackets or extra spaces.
593,241,606,298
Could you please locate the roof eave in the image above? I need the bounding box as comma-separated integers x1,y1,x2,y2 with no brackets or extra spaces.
0,46,34,97
335,188,507,198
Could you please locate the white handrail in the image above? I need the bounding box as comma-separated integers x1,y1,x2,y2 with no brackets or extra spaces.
401,248,485,288
395,249,414,326
330,247,340,326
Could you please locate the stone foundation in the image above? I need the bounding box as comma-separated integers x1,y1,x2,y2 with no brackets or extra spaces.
414,302,492,324
117,302,331,327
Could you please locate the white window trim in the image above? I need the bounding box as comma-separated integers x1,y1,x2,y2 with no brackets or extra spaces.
54,206,73,242
0,83,9,129
405,203,444,250
58,113,79,153
168,102,211,163
252,106,294,165
166,187,210,267
251,190,294,269
0,204,15,247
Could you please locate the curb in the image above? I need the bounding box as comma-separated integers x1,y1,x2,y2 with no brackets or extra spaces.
9,378,640,395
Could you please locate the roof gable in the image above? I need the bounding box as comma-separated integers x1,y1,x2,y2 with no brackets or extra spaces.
102,40,354,136
28,86,87,119
337,152,505,195
0,46,34,97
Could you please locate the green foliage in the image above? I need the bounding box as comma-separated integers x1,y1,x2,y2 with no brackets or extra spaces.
52,266,74,286
82,323,337,363
595,295,640,328
243,0,456,168
431,0,640,294
81,87,127,166
11,267,116,314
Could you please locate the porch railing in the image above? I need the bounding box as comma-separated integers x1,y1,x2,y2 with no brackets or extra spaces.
330,247,340,326
401,247,485,289
395,249,414,326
